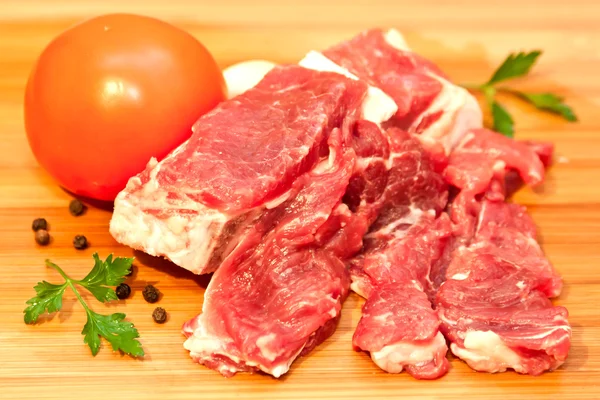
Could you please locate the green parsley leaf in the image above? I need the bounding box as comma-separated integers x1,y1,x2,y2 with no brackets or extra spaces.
491,101,515,137
85,285,119,303
24,281,67,324
77,253,133,302
77,253,133,301
82,311,144,357
24,254,143,358
463,49,577,136
518,92,578,122
487,50,542,85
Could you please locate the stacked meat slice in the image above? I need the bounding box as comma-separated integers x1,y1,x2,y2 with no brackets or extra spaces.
110,65,376,275
320,29,570,377
348,130,452,379
436,130,570,374
113,65,381,376
183,126,356,377
110,28,571,379
323,28,482,152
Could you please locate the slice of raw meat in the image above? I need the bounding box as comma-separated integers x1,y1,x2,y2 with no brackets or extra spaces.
347,128,452,379
445,129,546,200
524,140,555,168
351,214,452,379
443,128,547,239
314,120,391,259
322,28,483,151
436,200,571,375
110,65,371,275
183,129,354,377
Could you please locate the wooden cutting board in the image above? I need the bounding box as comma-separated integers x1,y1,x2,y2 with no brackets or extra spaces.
1,1,599,399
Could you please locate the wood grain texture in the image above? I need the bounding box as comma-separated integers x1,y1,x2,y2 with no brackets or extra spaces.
1,1,599,399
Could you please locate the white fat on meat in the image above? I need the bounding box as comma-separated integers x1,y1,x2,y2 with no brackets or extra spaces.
451,328,572,374
451,272,470,281
111,56,394,275
183,318,304,378
349,277,370,299
223,51,398,124
299,51,398,125
370,332,447,374
383,29,483,152
450,330,522,373
222,53,398,126
223,60,276,98
110,159,231,274
364,207,433,240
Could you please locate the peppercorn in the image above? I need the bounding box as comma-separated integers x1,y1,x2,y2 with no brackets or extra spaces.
142,285,160,303
35,229,50,246
152,307,167,324
126,265,135,277
115,283,131,300
31,218,48,231
73,234,88,250
69,199,86,216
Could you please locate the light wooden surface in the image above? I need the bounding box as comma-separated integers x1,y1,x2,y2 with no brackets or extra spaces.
1,1,599,399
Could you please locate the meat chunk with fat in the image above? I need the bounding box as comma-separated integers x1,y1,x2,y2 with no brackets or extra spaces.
110,65,368,275
323,28,482,152
347,129,452,379
436,128,569,375
183,127,355,377
444,128,548,238
436,200,571,375
351,214,452,379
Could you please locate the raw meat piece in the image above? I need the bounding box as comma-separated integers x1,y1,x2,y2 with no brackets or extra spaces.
323,28,482,151
354,283,448,379
524,140,555,168
110,65,369,275
351,214,452,379
364,128,448,240
183,129,354,377
436,128,569,375
445,129,546,200
298,51,398,126
181,81,395,376
436,200,571,375
444,128,547,238
347,129,452,379
315,120,391,259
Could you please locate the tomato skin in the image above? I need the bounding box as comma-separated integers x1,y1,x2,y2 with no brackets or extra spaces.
25,14,226,201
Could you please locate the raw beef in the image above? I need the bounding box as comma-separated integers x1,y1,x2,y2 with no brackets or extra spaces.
183,128,355,377
351,214,452,379
110,65,370,275
314,120,391,259
443,128,547,238
524,140,555,168
108,26,571,379
436,200,571,375
323,28,482,152
435,128,570,375
347,129,452,379
180,73,396,376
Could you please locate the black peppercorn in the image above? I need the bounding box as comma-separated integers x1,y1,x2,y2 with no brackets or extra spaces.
69,199,86,216
142,285,160,303
126,265,135,277
152,307,167,324
35,229,50,245
32,218,48,231
115,283,131,300
73,235,88,250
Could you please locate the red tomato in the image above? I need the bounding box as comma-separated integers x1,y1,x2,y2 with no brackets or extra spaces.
25,14,226,201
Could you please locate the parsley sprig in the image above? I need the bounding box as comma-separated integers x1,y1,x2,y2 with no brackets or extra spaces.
466,50,577,137
24,253,144,357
